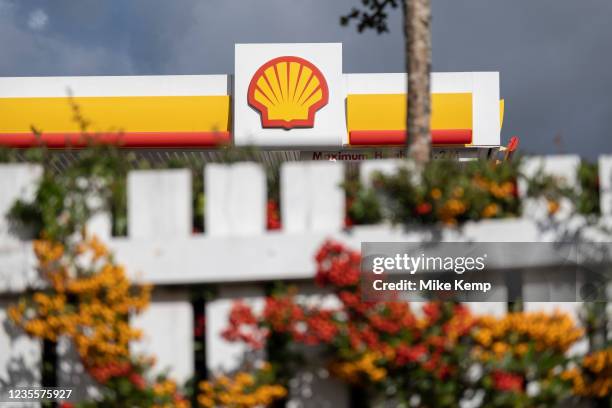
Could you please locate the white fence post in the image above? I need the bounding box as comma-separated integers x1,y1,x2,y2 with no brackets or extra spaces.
125,169,195,385
57,335,99,401
0,298,41,395
0,164,42,293
597,155,612,344
131,289,194,384
206,285,264,373
58,169,194,397
519,155,581,220
205,163,266,236
599,155,612,218
0,164,42,241
128,169,192,239
281,162,344,233
520,156,583,320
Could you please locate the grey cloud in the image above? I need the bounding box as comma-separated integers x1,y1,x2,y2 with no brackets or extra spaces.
27,8,48,31
431,0,612,157
0,0,134,76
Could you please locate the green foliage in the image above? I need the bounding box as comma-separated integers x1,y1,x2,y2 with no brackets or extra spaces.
344,179,383,225
524,166,572,202
526,160,601,218
576,161,600,216
7,144,130,241
341,0,401,33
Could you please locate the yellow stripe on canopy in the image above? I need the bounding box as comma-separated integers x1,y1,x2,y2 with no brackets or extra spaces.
0,95,230,133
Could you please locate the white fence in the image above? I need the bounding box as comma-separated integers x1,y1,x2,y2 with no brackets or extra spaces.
0,155,611,406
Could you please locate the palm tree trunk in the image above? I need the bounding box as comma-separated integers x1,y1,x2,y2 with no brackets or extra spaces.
404,0,432,165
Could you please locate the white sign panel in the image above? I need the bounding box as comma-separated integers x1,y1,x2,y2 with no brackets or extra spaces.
234,43,345,147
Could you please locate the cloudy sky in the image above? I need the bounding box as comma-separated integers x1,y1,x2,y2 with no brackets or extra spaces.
0,0,610,158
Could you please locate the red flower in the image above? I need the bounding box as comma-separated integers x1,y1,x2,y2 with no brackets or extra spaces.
129,372,146,390
267,199,282,230
395,344,427,365
416,202,432,215
222,302,266,349
60,403,74,408
298,310,338,345
337,290,374,316
348,324,364,350
315,241,361,288
194,315,206,337
422,353,440,372
423,302,441,323
436,364,453,380
426,335,446,351
511,180,519,197
361,327,381,349
263,295,304,333
88,361,132,384
344,215,354,228
492,370,523,392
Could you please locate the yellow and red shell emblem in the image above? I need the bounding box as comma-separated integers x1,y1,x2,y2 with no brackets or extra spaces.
248,56,329,129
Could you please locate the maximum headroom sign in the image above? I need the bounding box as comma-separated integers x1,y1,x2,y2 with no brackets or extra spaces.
0,43,502,149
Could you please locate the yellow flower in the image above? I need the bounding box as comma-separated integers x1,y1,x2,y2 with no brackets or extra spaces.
514,343,529,356
431,188,442,200
476,311,583,355
501,181,515,195
235,372,255,387
197,395,214,407
547,200,560,215
453,187,464,198
369,368,387,382
474,329,493,347
7,303,24,323
489,182,511,199
10,234,152,369
492,341,509,356
481,203,499,218
583,349,612,374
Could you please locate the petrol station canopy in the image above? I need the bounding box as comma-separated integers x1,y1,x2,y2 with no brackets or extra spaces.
0,43,503,151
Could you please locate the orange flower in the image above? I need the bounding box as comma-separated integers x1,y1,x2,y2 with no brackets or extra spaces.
10,232,151,369
481,203,499,218
547,200,560,215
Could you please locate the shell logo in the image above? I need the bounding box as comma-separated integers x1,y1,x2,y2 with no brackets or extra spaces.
247,56,329,129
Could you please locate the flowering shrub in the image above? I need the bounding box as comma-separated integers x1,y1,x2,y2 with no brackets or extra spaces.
344,159,520,226
8,233,191,407
313,241,478,406
473,312,585,406
9,234,151,368
345,158,602,227
197,364,287,407
526,160,601,218
222,240,601,407
562,349,612,399
474,312,584,357
78,358,190,408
